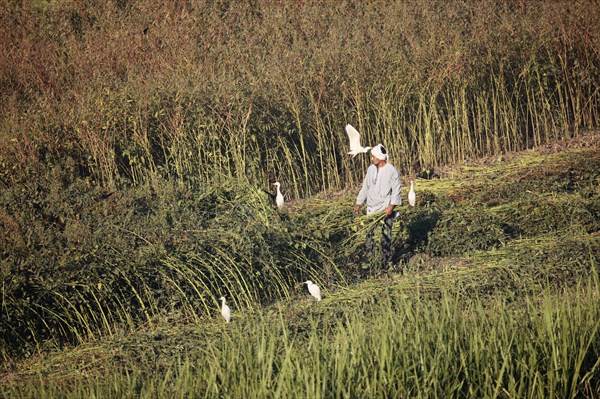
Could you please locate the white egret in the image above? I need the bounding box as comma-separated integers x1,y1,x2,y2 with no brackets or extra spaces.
408,180,416,207
219,296,231,323
273,182,284,209
345,124,372,157
303,280,322,301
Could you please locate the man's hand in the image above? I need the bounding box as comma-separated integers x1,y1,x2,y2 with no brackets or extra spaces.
385,206,395,217
353,204,361,215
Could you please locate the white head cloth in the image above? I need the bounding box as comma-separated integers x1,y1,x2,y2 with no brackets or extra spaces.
371,144,388,161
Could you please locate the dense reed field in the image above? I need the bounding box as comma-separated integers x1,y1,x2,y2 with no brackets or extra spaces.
1,1,599,195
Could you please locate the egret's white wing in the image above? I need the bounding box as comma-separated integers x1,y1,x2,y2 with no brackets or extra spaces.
274,182,284,209
222,304,231,322
220,298,231,322
408,181,416,207
310,284,321,301
276,192,284,209
408,190,416,207
345,124,362,151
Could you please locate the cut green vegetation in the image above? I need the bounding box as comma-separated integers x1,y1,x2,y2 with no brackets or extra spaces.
2,137,599,397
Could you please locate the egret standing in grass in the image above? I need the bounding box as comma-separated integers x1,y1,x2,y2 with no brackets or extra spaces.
260,182,284,209
219,296,231,323
273,182,284,209
345,124,372,157
303,280,321,301
408,180,416,207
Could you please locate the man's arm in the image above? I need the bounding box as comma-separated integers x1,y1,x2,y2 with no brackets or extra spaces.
385,168,402,217
389,169,402,206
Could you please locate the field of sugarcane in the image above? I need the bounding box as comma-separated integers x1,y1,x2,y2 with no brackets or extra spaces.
1,0,600,397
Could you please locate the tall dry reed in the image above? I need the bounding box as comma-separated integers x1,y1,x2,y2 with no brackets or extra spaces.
1,1,598,196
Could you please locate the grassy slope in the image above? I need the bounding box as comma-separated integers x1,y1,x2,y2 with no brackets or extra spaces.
1,134,599,398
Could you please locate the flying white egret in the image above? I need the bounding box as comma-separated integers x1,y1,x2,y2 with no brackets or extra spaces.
345,124,372,157
273,182,284,209
219,296,231,323
408,180,416,207
303,280,322,301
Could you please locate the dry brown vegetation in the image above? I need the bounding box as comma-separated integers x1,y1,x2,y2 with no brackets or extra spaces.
1,0,598,195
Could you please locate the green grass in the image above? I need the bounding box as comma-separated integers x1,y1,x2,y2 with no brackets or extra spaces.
2,270,599,398
1,134,599,397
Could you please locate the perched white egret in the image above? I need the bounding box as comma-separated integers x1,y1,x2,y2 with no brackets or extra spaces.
273,182,284,209
303,280,322,301
219,296,231,323
345,124,372,157
408,180,416,207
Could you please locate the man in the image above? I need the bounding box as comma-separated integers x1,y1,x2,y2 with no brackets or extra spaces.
353,143,402,270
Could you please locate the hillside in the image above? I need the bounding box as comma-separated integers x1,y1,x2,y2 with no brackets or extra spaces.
1,134,598,398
